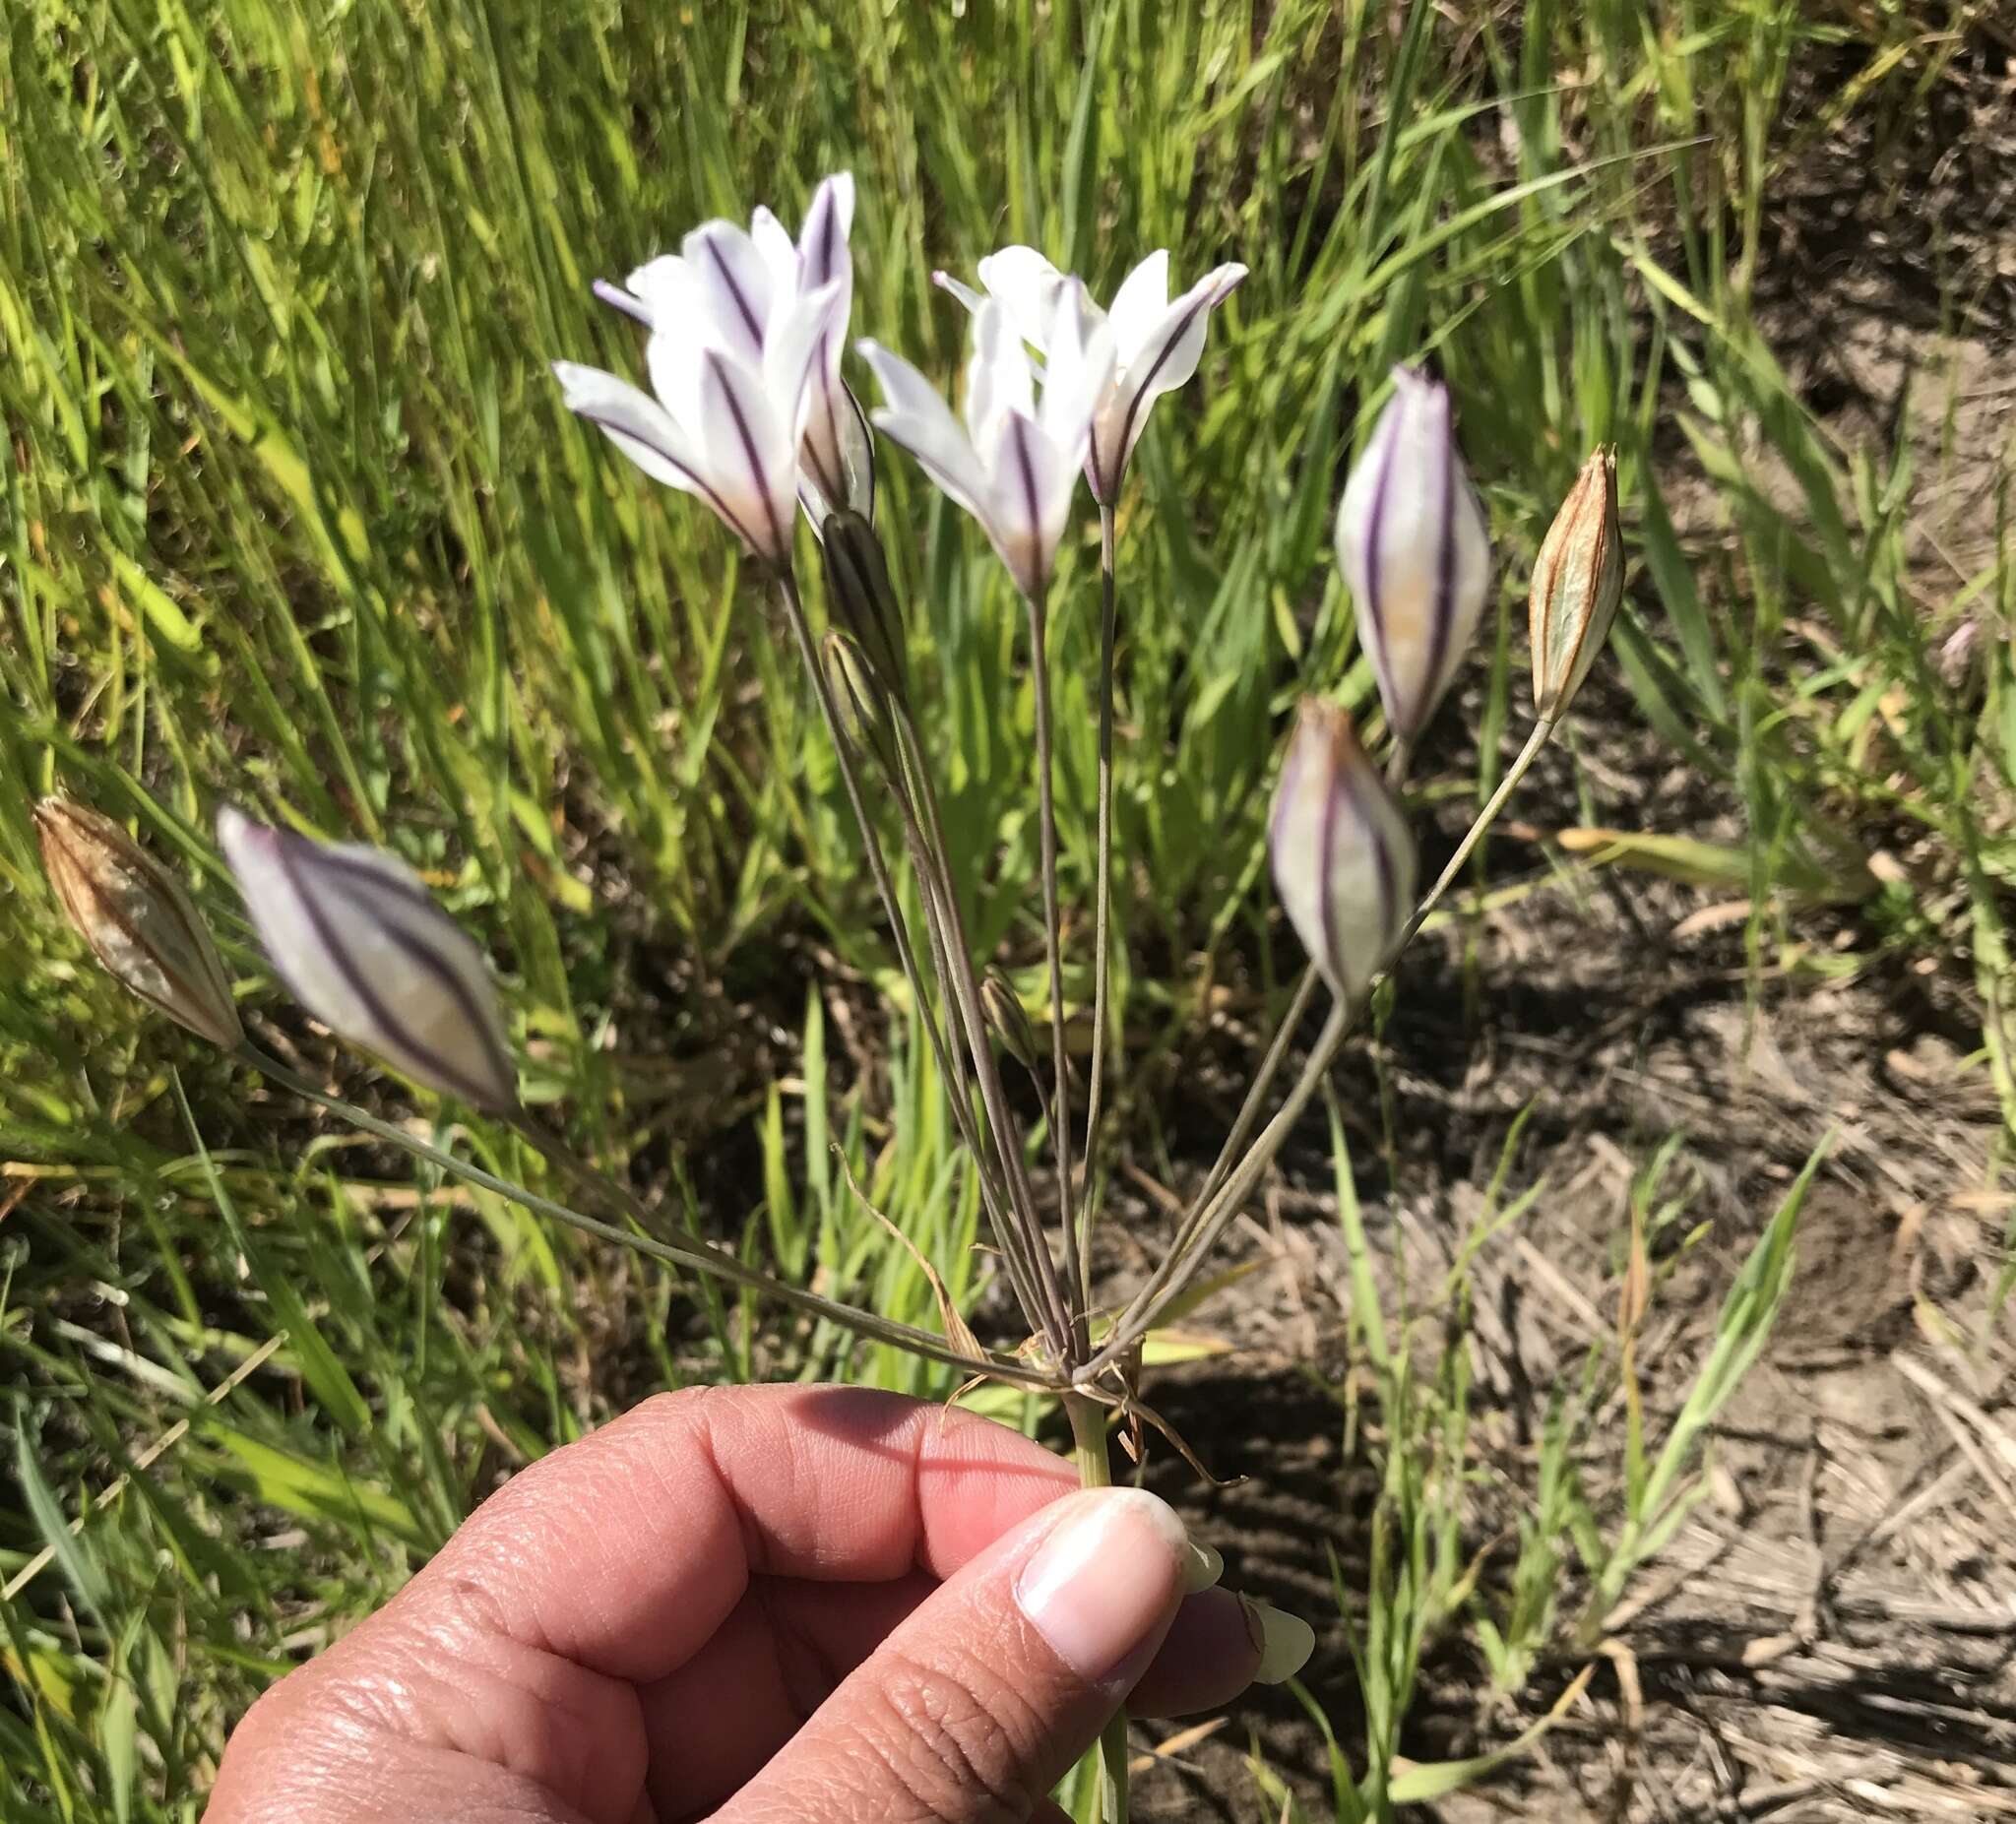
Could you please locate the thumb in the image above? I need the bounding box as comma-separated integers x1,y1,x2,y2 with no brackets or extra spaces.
718,1485,1208,1824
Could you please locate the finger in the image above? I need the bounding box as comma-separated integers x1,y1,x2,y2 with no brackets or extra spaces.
212,1387,1078,1824
391,1384,1080,1684
639,1573,1276,1817
718,1484,1193,1824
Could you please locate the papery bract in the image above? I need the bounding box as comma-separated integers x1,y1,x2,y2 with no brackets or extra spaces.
1334,367,1491,745
1528,446,1622,719
1268,700,1418,999
36,798,244,1049
218,809,518,1113
859,287,1114,598
934,246,1245,501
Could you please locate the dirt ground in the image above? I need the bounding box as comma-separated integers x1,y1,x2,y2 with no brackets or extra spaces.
1095,36,2016,1823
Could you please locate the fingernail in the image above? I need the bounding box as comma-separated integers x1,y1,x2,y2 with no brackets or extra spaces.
1181,1539,1224,1596
1240,1596,1315,1684
1016,1487,1188,1680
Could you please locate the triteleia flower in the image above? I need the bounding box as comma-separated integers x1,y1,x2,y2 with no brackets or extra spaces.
859,287,1114,598
1334,367,1492,745
36,798,243,1049
1268,700,1418,999
935,246,1246,502
217,809,518,1113
1528,446,1622,720
554,175,861,565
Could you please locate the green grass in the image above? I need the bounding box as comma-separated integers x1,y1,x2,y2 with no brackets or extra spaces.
2,0,2011,1817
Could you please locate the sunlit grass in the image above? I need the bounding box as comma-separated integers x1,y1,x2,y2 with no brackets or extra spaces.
2,0,2008,1816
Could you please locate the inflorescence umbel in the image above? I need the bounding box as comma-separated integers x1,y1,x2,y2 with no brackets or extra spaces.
37,168,1630,1822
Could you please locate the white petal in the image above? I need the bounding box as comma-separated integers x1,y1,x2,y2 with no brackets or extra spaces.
551,360,710,498
1104,250,1169,368
981,409,1073,597
859,339,988,522
932,270,986,316
625,254,699,326
976,245,1067,351
797,173,854,294
218,810,517,1111
646,327,707,434
765,280,845,432
1038,280,1115,457
750,207,801,293
1104,264,1244,474
697,348,794,561
681,220,777,368
592,278,654,327
966,297,1035,449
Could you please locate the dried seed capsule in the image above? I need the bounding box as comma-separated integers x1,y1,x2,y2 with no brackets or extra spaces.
1528,445,1622,719
217,808,518,1113
35,798,244,1049
1334,367,1492,745
1267,701,1418,998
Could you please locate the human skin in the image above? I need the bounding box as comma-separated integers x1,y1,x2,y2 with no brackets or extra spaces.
205,1383,1285,1823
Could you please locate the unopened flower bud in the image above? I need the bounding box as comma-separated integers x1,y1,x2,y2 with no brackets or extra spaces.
1268,700,1418,998
820,508,908,707
35,798,243,1049
822,631,899,778
1528,446,1622,719
217,808,518,1113
1335,366,1491,745
979,967,1041,1074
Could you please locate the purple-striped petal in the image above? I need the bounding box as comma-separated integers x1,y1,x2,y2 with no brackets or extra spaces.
217,809,518,1113
1334,366,1491,745
1268,701,1417,998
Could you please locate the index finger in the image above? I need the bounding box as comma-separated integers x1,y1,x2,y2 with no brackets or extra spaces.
387,1383,1078,1683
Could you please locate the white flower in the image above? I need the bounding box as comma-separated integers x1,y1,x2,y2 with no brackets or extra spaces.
553,174,864,565
859,286,1114,598
935,246,1246,501
1334,366,1492,744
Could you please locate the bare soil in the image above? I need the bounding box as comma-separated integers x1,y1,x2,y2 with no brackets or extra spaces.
1102,31,2016,1820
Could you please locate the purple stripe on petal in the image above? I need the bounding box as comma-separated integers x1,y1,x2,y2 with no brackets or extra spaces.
1360,405,1403,727
705,351,789,562
1423,387,1457,725
703,237,767,353
1108,291,1212,488
271,835,503,1110
1316,734,1343,988
1008,412,1044,586
329,876,516,1110
572,404,761,553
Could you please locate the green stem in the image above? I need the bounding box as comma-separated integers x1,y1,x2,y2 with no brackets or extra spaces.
237,1044,1055,1390
1064,1391,1129,1824
1079,507,1119,1318
1086,716,1559,1378
1025,585,1085,1357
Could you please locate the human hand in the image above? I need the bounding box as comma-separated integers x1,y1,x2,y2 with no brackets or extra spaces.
206,1384,1312,1822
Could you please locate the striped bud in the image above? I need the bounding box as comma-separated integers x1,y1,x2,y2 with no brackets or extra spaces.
217,809,518,1113
1528,446,1622,719
1268,701,1418,998
1335,366,1491,746
35,799,244,1049
979,967,1041,1074
820,507,908,708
